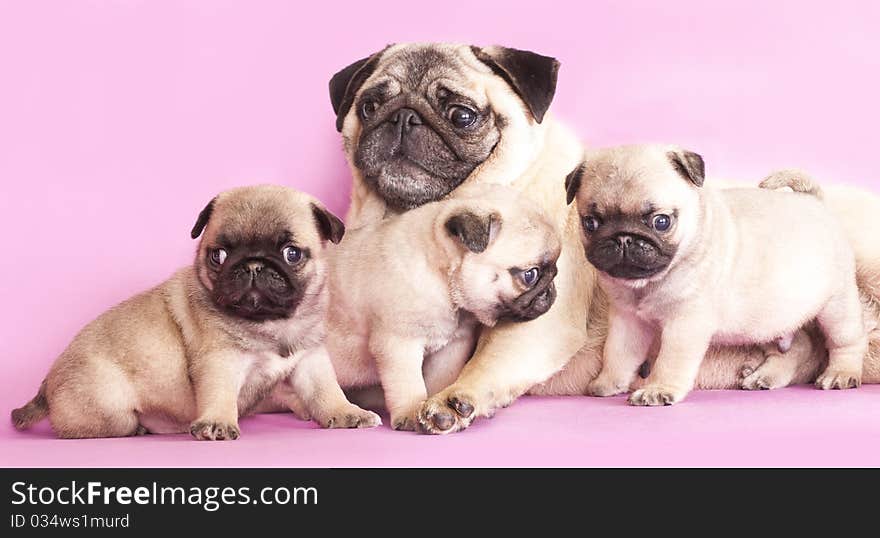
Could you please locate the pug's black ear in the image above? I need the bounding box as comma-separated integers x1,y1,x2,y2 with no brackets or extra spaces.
311,203,345,244
565,162,586,205
472,45,560,124
444,211,501,254
329,48,388,132
668,149,706,188
191,197,217,239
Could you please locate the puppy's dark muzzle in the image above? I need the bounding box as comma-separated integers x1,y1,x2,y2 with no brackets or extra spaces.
501,266,558,322
587,233,671,280
213,257,300,321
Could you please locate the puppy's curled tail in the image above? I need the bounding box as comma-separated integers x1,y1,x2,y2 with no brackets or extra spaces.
11,379,49,430
759,169,823,200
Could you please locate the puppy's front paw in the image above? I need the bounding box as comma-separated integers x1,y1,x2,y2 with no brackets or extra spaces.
390,407,421,432
628,385,685,407
417,390,478,435
317,405,382,429
815,370,861,390
190,420,240,441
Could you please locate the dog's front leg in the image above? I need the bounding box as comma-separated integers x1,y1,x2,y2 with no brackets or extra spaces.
190,352,243,441
629,316,714,406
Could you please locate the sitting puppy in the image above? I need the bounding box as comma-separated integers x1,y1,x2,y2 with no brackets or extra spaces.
11,185,380,439
565,144,868,406
327,185,561,431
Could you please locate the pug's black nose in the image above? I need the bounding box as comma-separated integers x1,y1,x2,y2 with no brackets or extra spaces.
391,108,422,133
617,235,633,247
246,261,264,274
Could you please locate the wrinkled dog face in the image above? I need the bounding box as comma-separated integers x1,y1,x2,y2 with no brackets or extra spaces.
329,43,560,210
443,197,561,326
565,145,706,285
191,185,345,321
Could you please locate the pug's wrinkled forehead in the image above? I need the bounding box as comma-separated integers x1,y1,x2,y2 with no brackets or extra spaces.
191,185,345,251
365,45,490,107
568,145,705,217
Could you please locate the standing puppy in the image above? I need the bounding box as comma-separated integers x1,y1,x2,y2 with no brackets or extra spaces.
12,185,380,439
327,186,560,432
566,145,867,405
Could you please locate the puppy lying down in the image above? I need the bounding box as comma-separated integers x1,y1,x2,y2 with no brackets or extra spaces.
326,184,561,433
566,145,868,406
12,185,379,439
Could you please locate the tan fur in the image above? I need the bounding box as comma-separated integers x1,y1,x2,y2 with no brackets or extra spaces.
572,144,867,406
327,184,560,431
336,43,880,432
11,185,379,439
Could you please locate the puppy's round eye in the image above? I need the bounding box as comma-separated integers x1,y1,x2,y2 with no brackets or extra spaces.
652,214,672,232
448,106,477,128
210,248,227,266
583,216,601,234
360,99,378,120
282,246,303,265
521,267,541,288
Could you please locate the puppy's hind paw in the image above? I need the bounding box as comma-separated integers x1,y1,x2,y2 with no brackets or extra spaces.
815,370,861,390
318,405,381,429
586,377,630,397
190,420,240,441
628,385,685,406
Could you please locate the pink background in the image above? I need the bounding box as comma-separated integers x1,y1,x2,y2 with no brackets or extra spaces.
1,1,879,467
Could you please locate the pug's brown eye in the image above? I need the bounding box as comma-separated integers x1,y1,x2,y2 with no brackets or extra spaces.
520,267,541,288
360,99,378,120
652,214,672,232
583,216,601,234
448,106,477,128
209,248,227,266
282,246,303,265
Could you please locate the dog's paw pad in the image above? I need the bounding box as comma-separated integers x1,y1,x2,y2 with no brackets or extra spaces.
417,391,478,435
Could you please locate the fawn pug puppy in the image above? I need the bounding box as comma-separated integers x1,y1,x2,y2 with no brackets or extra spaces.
326,185,561,432
11,185,380,439
565,144,868,406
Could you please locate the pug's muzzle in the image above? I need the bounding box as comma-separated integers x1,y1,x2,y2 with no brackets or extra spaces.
587,233,673,280
500,265,558,322
212,257,300,321
354,105,478,210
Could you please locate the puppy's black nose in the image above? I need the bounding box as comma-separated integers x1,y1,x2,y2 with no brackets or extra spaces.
246,261,264,275
616,235,634,248
391,108,422,133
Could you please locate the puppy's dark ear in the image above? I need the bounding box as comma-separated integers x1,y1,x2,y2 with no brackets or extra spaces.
444,210,501,254
329,47,388,132
668,149,706,188
471,45,560,124
191,197,217,239
565,162,586,205
311,203,345,244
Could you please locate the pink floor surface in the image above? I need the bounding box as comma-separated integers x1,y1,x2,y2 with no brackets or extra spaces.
3,387,879,468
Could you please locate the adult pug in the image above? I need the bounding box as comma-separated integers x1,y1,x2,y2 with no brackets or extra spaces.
12,185,380,439
328,42,880,432
330,42,590,433
566,144,867,405
326,184,560,431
